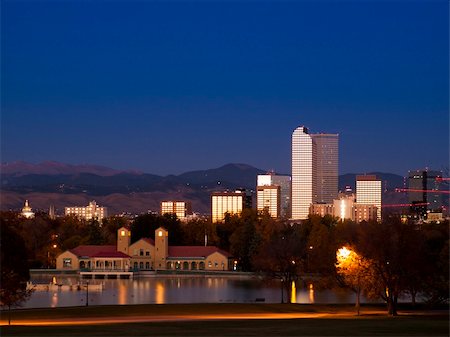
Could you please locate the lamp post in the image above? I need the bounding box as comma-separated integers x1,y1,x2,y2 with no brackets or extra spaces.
85,281,89,307
280,278,284,304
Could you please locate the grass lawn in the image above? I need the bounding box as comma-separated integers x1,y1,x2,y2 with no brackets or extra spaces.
1,304,448,336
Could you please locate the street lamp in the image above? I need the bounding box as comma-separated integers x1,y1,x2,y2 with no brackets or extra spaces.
280,278,284,304
336,246,365,316
85,281,89,307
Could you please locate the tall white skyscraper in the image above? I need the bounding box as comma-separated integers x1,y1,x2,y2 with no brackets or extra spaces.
291,127,316,220
291,126,339,220
356,175,382,222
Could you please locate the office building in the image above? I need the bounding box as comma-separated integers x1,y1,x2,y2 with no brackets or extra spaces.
309,203,334,217
65,200,108,221
353,204,378,223
291,126,339,220
292,126,316,220
257,173,291,218
408,169,443,217
160,201,192,221
257,185,280,218
333,193,355,221
356,175,382,222
211,190,252,223
312,133,339,203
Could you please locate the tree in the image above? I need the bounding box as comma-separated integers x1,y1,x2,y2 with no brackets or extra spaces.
335,246,373,315
356,218,428,316
0,221,33,324
84,219,105,245
182,219,219,246
253,223,307,302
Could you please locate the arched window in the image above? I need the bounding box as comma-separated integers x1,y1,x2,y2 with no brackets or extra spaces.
145,262,150,270
133,262,138,270
199,262,205,270
183,262,189,270
191,262,197,270
139,262,144,269
166,262,172,269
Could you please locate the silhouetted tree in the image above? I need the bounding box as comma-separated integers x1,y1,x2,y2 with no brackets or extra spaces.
0,222,33,324
253,223,308,302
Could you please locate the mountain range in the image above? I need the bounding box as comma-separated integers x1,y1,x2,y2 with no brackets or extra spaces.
1,161,406,215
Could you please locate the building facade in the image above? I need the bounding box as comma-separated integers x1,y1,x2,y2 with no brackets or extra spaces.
309,203,334,217
257,185,280,218
160,201,192,221
292,126,316,220
65,200,108,221
21,200,35,218
257,173,291,218
356,175,382,222
291,126,339,220
408,169,443,217
311,133,339,203
333,193,355,221
353,204,378,223
211,190,252,223
57,226,232,272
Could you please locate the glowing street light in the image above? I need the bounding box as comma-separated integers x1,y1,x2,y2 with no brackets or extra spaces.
336,246,368,316
337,246,352,261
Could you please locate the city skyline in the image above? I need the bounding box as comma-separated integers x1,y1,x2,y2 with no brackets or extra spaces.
2,1,448,176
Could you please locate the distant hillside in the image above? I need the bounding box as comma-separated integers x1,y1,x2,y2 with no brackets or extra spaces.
0,161,142,176
1,161,412,215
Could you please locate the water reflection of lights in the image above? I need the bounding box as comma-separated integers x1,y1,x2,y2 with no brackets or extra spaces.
309,283,315,303
155,282,165,304
118,282,127,305
290,281,296,303
51,292,58,308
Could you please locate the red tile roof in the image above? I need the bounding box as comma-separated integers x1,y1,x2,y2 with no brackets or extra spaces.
168,246,231,259
141,238,155,245
70,245,130,258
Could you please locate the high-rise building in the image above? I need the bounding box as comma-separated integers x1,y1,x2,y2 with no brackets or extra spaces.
356,175,382,222
292,127,315,220
65,200,108,221
160,201,192,221
291,126,339,220
408,169,443,217
211,190,252,223
312,134,339,203
257,174,291,218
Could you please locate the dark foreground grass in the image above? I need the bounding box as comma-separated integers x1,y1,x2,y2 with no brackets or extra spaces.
1,317,449,337
1,304,448,336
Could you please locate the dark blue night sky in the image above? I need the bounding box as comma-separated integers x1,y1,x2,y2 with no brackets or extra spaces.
2,1,448,176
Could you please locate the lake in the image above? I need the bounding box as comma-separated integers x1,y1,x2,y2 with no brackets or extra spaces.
25,273,361,308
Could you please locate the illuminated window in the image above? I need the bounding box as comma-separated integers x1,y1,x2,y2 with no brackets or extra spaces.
121,230,126,236
158,231,163,237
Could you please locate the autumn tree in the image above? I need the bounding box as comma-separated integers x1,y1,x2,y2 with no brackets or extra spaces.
335,246,373,315
182,218,219,246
